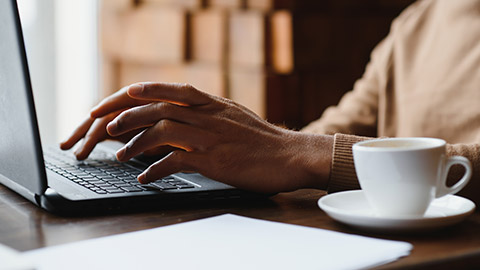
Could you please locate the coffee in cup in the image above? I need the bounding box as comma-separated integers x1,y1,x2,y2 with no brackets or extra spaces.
352,137,472,217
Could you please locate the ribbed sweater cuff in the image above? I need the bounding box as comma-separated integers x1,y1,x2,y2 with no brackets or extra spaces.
327,133,372,193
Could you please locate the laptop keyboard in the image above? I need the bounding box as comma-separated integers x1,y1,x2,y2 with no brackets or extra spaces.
44,148,195,195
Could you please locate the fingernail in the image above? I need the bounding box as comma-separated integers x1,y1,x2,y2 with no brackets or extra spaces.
138,173,146,184
128,84,143,95
116,148,126,160
74,151,84,161
107,121,117,135
59,143,68,150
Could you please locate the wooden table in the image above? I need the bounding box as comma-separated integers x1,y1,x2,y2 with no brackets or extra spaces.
1,184,480,269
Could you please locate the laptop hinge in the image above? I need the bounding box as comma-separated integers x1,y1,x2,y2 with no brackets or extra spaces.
34,193,42,206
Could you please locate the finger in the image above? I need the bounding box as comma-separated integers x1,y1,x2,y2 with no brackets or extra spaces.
107,102,199,137
73,116,113,160
90,85,148,119
137,150,202,184
116,120,215,162
127,82,212,107
143,145,175,157
60,117,95,150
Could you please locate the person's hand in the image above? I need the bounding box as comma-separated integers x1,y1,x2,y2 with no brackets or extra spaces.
59,86,161,160
99,82,333,193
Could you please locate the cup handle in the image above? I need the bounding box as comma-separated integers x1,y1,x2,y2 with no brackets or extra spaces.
436,156,472,198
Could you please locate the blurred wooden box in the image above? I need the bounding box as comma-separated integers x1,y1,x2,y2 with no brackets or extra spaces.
101,5,186,63
229,67,299,121
190,9,227,63
207,0,243,9
229,10,266,68
143,0,204,9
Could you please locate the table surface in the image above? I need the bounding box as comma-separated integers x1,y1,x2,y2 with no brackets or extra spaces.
1,184,480,269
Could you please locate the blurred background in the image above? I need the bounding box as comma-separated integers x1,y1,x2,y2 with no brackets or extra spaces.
17,0,415,145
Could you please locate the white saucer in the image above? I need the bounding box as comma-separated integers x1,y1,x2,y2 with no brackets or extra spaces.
318,190,476,233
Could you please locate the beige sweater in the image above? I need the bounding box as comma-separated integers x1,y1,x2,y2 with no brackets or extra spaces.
302,0,480,203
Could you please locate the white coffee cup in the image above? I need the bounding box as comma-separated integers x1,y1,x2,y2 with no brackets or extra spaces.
352,137,472,217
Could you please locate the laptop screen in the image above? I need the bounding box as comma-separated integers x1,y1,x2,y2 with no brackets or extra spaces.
0,0,47,196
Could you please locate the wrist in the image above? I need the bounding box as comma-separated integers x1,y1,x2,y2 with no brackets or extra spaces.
285,131,333,190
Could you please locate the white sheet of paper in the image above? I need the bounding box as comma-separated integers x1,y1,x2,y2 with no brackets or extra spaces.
23,214,412,270
0,243,35,270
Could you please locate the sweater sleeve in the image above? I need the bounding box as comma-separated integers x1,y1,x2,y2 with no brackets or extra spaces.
327,133,367,193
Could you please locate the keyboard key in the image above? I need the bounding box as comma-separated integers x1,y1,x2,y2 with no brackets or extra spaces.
88,180,105,185
168,180,185,185
125,169,142,174
126,180,141,186
107,180,125,185
121,186,143,192
152,182,177,190
67,169,84,174
176,184,194,189
106,189,125,194
136,185,160,191
114,183,131,187
103,168,120,172
98,175,116,181
118,175,136,180
83,167,102,172
97,183,114,188
89,171,109,177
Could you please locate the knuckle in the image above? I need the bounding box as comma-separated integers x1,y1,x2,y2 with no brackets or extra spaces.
169,151,184,164
83,135,94,143
154,102,170,114
83,131,96,141
114,117,124,130
181,83,204,97
116,111,132,129
169,151,192,171
181,83,195,92
156,119,175,133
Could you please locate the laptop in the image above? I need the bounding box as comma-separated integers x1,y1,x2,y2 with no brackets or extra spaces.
0,0,260,215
